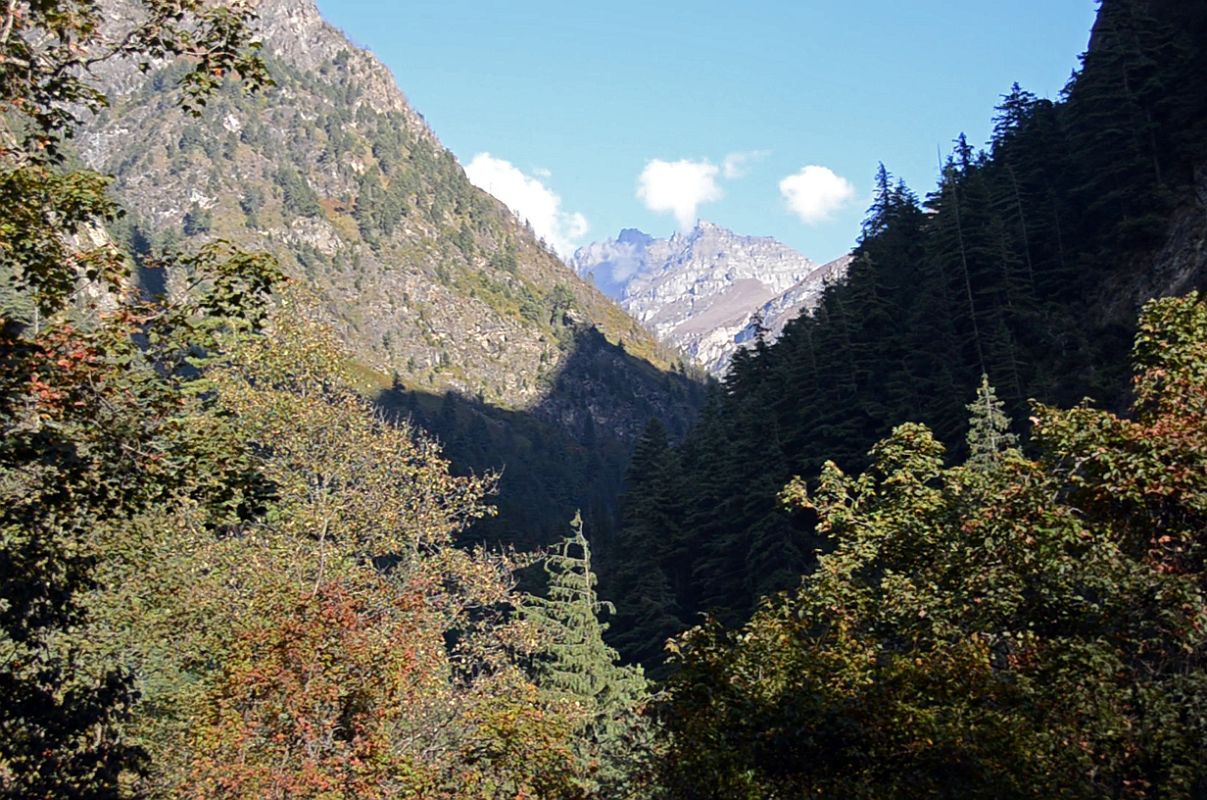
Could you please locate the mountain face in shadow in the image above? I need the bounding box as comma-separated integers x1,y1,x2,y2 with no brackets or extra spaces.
378,323,706,565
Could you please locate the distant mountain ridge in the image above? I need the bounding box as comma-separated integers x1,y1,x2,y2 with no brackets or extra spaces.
572,222,849,374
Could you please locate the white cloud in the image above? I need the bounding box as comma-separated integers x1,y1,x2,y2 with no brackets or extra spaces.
722,149,771,179
464,153,588,257
778,165,857,225
607,254,645,284
637,158,723,230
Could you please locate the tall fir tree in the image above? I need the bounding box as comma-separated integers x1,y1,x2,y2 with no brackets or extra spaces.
524,513,649,795
607,419,688,671
965,374,1020,471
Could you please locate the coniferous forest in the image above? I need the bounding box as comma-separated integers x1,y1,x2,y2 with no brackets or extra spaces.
1,1,1206,799
607,0,1207,665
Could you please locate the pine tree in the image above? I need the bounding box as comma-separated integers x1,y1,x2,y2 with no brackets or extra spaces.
677,387,734,614
528,513,621,694
964,374,1019,471
991,83,1042,293
525,512,649,794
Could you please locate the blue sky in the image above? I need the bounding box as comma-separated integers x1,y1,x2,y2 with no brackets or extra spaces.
314,0,1098,263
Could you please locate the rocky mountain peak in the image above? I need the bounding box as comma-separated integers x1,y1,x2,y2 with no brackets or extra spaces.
617,228,654,247
251,0,431,132
257,0,322,32
572,223,848,375
253,0,340,73
686,219,724,236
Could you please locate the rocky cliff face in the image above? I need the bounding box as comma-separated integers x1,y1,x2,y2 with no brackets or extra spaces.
572,222,849,375
78,0,696,440
1099,163,1207,325
736,254,852,344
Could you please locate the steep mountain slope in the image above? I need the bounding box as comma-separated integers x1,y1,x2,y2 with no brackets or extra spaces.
572,222,846,374
79,0,691,426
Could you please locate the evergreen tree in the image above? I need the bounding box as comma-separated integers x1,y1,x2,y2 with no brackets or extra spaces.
607,419,688,671
529,513,628,696
965,374,1020,470
525,513,649,796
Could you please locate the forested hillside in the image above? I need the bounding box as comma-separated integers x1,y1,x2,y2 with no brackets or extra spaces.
79,0,686,405
607,0,1207,668
659,292,1207,796
380,325,702,553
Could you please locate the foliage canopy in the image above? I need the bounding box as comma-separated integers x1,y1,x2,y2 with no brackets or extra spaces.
657,293,1207,799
